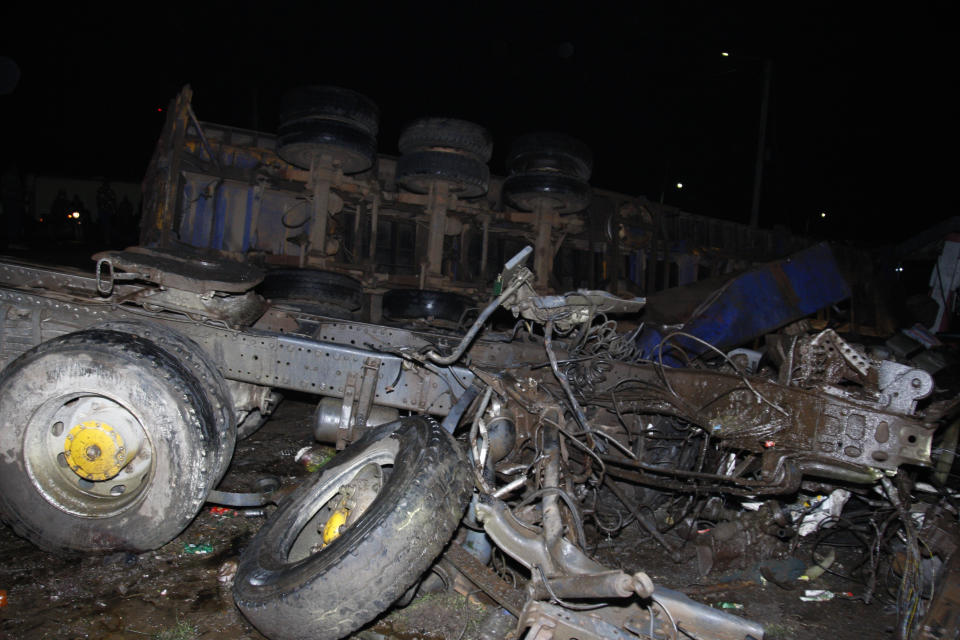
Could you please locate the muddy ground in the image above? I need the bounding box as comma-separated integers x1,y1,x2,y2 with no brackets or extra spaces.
0,398,900,640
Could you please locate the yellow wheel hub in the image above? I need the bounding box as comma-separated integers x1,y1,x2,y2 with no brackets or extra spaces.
322,506,349,546
63,421,126,481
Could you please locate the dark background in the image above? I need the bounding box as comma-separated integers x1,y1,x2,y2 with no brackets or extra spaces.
0,1,954,245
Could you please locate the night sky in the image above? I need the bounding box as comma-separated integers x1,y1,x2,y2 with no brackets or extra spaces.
1,2,953,245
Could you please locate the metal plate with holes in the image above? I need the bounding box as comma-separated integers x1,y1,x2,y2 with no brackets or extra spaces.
192,330,473,415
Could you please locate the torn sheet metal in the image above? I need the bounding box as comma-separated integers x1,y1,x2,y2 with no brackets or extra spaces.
636,243,851,366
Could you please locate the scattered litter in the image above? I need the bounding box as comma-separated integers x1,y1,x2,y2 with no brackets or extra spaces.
209,506,239,517
183,543,214,555
801,549,836,581
218,559,239,585
295,445,336,472
800,590,835,602
718,602,744,610
902,323,942,349
797,489,851,536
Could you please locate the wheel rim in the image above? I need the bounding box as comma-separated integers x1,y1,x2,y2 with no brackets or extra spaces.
248,436,399,584
23,393,154,517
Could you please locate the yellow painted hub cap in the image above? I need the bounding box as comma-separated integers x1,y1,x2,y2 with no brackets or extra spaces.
322,506,349,546
63,421,126,481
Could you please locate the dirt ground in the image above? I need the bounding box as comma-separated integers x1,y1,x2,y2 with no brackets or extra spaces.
0,398,899,640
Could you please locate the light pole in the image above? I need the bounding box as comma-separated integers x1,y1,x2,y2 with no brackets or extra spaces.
659,181,684,204
722,53,773,228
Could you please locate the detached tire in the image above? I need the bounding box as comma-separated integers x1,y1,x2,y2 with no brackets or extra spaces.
234,416,472,640
0,330,219,553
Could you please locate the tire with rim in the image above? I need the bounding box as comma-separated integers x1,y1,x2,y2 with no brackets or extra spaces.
506,131,594,181
95,320,237,486
398,117,493,162
502,172,592,214
258,268,364,319
396,150,489,198
279,86,380,138
277,119,377,174
0,330,219,553
383,289,476,328
234,416,472,640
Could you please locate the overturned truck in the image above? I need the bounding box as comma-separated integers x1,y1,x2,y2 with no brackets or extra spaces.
0,238,953,639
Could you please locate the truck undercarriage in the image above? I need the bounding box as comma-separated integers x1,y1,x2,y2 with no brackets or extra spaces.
1,244,956,640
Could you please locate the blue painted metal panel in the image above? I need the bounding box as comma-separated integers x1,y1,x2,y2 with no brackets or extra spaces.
636,242,850,366
176,169,306,257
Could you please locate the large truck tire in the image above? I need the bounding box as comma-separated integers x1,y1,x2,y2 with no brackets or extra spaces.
398,117,493,162
0,330,220,554
277,86,380,173
502,172,592,214
506,131,594,181
258,268,364,319
382,289,476,330
279,85,380,138
234,416,472,640
95,319,237,486
277,119,378,174
396,150,490,198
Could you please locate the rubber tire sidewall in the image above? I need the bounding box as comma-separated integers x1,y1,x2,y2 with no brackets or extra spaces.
398,117,493,162
0,330,216,553
234,416,472,640
95,319,237,487
382,289,475,325
506,131,594,180
279,85,380,137
396,150,490,198
278,119,377,173
503,172,592,213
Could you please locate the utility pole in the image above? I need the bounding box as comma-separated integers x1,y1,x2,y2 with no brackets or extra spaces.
749,59,773,228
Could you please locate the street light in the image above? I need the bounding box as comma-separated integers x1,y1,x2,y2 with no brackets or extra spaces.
806,211,828,235
659,180,684,204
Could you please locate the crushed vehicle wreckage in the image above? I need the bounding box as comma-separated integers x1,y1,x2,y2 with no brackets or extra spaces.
0,242,958,640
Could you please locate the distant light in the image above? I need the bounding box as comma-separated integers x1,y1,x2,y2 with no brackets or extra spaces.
820,212,826,218
157,107,163,113
721,52,730,57
676,182,683,189
70,211,80,219
895,266,904,273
